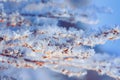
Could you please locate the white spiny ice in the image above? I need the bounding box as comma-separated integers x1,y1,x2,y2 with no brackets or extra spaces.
0,0,120,80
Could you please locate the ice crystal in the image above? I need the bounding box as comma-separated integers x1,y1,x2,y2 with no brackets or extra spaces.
0,0,120,80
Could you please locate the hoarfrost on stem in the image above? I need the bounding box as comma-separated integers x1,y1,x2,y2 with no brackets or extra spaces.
0,0,120,80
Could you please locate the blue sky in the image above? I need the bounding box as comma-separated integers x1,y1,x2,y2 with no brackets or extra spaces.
94,0,120,56
94,0,120,26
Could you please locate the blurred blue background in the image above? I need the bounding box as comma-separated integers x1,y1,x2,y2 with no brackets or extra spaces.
94,0,120,25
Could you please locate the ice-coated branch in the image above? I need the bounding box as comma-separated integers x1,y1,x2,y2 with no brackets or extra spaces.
0,0,111,27
0,25,120,79
0,48,120,79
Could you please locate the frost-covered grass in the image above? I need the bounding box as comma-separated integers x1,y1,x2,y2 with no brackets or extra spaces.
0,0,120,80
